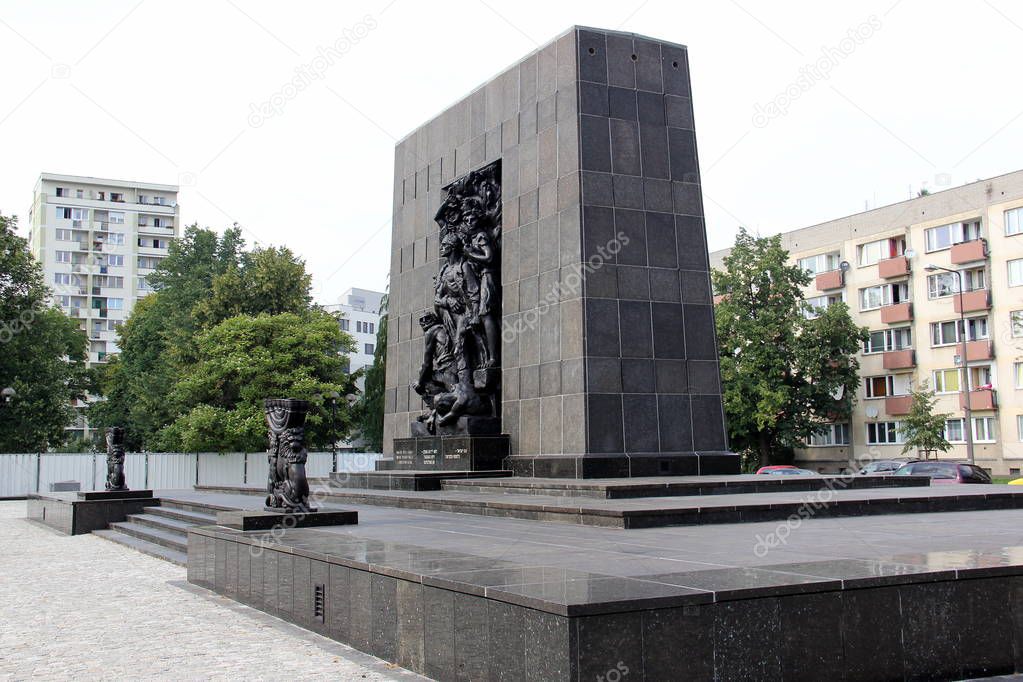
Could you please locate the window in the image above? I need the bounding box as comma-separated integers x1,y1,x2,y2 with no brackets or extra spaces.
110,193,124,202
1006,207,1023,236
356,321,363,333
364,343,375,355
945,418,965,443
56,206,71,220
55,251,71,263
369,322,375,334
153,218,162,228
859,283,909,311
137,277,153,292
76,189,83,199
808,423,850,446
864,327,912,354
930,317,988,346
106,298,124,310
58,295,71,308
340,319,350,331
973,417,996,443
867,422,902,444
924,220,982,252
933,369,961,394
804,293,845,319
54,273,80,286
138,195,148,204
970,365,992,389
1009,259,1023,287
1018,415,1023,442
106,255,124,267
865,375,895,398
56,228,73,241
1014,361,1023,389
108,212,124,224
798,251,841,275
856,237,905,266
1012,311,1023,338
927,272,957,298
106,232,125,245
55,187,65,197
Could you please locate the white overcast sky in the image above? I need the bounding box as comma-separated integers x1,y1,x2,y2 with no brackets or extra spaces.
2,0,1021,304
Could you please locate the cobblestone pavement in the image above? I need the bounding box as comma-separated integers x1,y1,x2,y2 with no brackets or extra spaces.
0,502,422,681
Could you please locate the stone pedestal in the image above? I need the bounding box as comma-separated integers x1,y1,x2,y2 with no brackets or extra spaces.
382,435,509,471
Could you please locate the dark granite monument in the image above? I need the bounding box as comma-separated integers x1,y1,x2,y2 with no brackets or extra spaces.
104,426,129,492
382,25,737,477
264,398,315,512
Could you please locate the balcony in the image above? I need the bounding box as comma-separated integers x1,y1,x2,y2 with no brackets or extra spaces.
885,395,913,415
950,239,987,265
960,389,997,411
880,302,913,324
878,256,910,278
815,269,844,291
965,340,994,361
882,349,916,370
953,289,991,313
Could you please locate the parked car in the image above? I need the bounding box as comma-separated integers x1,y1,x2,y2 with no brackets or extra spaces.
892,461,992,484
761,467,818,476
755,465,796,474
858,460,914,475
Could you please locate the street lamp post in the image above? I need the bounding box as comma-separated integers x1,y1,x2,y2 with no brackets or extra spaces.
925,265,975,464
1,387,15,405
326,391,340,472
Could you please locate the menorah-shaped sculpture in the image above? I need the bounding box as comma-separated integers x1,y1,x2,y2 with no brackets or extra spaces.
264,398,315,513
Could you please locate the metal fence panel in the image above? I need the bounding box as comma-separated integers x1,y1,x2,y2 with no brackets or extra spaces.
0,451,386,496
0,454,38,497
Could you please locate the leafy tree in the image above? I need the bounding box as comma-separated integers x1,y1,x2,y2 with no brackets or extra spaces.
89,226,244,448
156,312,356,452
356,293,387,452
900,381,951,457
0,214,90,452
713,228,867,468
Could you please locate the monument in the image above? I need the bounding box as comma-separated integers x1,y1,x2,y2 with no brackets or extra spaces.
381,25,738,477
104,426,129,492
263,398,315,513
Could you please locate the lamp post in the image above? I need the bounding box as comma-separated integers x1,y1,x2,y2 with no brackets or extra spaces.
925,264,975,464
1,387,15,405
325,391,340,472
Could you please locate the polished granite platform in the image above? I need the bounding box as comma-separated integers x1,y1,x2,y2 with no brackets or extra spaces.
180,487,1023,680
196,477,1023,529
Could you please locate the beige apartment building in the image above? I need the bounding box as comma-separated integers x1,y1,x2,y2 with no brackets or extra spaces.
711,169,1023,476
28,173,180,441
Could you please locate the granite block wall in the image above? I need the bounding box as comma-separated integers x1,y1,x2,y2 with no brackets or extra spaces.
385,27,729,474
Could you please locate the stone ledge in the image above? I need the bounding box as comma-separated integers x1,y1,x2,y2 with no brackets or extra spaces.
215,509,358,531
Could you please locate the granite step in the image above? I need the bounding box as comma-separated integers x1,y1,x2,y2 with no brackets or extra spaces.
143,504,217,526
126,511,197,535
93,528,188,566
107,520,188,553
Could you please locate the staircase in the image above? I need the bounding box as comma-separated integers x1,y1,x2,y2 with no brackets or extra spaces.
93,499,220,566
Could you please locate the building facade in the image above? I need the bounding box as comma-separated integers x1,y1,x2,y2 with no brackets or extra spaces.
28,173,180,441
322,287,385,388
711,170,1023,476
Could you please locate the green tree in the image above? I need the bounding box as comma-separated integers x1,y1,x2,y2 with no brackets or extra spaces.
89,226,244,448
356,293,387,452
900,381,951,457
0,214,90,452
194,246,312,327
156,311,356,452
713,228,867,468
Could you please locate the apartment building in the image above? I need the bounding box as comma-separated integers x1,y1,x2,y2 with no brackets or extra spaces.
28,173,180,441
322,287,386,389
710,169,1023,475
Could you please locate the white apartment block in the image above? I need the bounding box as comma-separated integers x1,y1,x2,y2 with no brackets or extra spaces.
711,169,1023,476
29,172,180,440
323,287,385,389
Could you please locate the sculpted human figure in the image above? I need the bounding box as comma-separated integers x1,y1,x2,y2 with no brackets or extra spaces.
413,312,456,401
464,229,500,368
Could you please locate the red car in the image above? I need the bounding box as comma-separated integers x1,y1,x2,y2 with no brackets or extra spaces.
755,465,797,475
892,461,992,484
